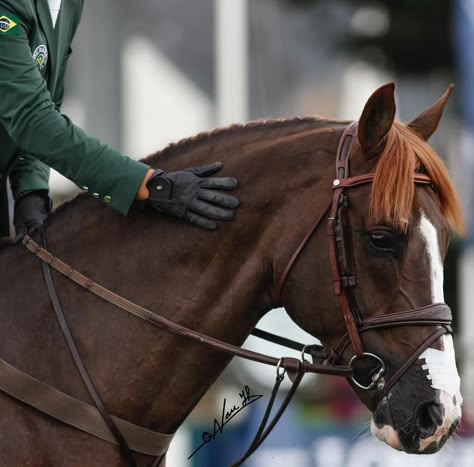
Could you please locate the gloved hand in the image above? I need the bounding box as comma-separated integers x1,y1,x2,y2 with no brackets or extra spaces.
147,161,239,230
13,190,51,243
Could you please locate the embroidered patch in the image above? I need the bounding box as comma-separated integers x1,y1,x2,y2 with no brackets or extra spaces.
33,45,48,70
0,14,19,35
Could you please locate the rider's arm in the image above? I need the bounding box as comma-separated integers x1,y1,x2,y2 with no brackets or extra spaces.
0,2,149,215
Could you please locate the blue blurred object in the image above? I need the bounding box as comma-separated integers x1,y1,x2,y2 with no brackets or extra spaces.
186,398,473,467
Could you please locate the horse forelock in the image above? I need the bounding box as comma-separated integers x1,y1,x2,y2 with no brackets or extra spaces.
369,121,464,234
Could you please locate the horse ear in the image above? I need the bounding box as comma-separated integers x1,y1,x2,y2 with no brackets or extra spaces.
358,83,396,155
407,84,454,141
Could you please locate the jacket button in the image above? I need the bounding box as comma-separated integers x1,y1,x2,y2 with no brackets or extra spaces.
82,186,88,192
93,193,99,198
104,195,112,204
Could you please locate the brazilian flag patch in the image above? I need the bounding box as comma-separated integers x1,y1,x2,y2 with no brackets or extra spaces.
0,14,19,35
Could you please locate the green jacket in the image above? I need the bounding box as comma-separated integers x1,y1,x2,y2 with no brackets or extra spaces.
0,0,149,226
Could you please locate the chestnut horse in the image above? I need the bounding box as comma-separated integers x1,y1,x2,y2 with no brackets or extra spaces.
0,83,464,465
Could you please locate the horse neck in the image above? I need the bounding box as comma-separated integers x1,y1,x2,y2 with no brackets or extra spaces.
0,118,345,436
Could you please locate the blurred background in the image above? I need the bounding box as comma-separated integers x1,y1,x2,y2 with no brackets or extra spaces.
54,0,474,465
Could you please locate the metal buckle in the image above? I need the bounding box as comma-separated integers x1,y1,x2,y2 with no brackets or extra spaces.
275,358,286,382
348,352,385,390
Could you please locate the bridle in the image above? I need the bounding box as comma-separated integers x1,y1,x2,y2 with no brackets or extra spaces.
277,122,453,406
12,122,453,466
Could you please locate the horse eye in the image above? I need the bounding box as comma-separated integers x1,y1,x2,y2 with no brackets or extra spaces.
366,229,402,256
369,232,393,250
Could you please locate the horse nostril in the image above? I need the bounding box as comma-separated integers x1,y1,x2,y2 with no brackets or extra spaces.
415,401,444,438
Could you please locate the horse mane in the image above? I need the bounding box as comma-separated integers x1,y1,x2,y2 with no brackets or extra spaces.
370,121,465,234
141,116,328,165
51,116,463,236
51,116,329,216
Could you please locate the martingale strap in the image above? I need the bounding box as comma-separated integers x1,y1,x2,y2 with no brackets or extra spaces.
37,229,139,467
231,369,304,467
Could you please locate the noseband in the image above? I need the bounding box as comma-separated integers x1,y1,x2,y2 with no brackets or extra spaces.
278,122,453,406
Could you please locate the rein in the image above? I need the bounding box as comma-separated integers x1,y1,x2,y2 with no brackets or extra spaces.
22,235,351,378
18,231,352,467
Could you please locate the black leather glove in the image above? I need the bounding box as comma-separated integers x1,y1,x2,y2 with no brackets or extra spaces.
147,161,239,230
13,190,51,243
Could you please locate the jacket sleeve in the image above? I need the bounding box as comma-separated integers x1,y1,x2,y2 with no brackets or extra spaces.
0,3,149,215
10,154,50,199
11,44,72,200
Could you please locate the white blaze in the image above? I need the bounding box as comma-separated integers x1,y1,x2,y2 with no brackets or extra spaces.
418,212,461,397
420,335,461,397
419,212,444,303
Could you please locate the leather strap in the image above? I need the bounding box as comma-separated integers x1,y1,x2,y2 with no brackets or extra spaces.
362,303,452,328
330,303,453,362
328,123,364,356
251,328,321,354
334,173,431,190
151,453,167,467
22,235,353,378
38,229,138,467
275,200,332,301
0,358,172,456
249,330,329,365
231,361,304,467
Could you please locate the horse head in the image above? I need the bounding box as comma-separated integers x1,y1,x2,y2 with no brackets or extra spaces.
280,83,463,454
